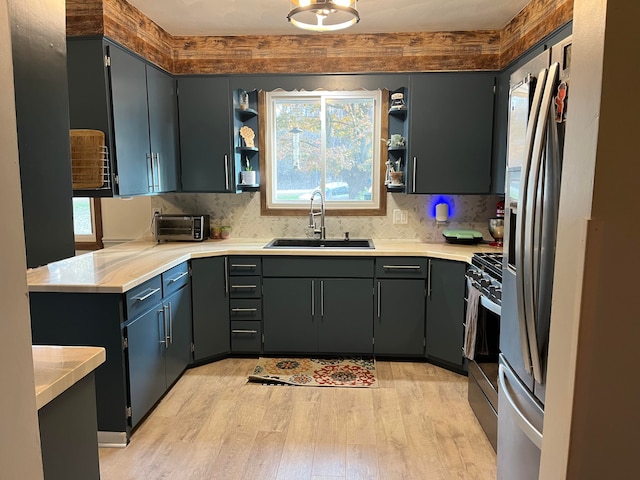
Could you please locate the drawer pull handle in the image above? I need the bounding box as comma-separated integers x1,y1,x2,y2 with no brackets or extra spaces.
231,329,258,334
382,265,422,270
231,264,257,268
231,308,258,312
133,287,161,302
231,285,257,289
167,271,188,284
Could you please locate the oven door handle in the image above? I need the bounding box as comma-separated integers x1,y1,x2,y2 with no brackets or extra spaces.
480,294,502,316
466,278,501,316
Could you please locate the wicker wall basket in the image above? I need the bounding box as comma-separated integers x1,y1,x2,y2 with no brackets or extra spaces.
70,129,106,189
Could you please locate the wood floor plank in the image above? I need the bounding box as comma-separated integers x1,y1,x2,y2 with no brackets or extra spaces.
241,430,287,480
275,400,321,480
346,444,378,480
334,387,377,446
372,388,408,445
312,388,347,477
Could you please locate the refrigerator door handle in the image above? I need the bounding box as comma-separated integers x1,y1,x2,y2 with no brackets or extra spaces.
499,365,543,449
515,67,548,376
523,62,560,385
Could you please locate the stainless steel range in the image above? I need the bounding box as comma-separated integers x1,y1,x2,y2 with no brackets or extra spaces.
465,252,502,451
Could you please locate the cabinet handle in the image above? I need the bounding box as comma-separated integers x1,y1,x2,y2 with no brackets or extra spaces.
154,153,161,190
231,329,258,334
224,154,230,190
167,271,188,284
224,257,229,296
377,281,381,318
321,280,324,318
133,287,161,302
311,280,315,317
147,153,154,192
412,156,417,193
230,264,257,268
427,259,432,298
159,307,168,345
231,284,257,289
231,308,258,312
382,265,422,270
167,302,173,345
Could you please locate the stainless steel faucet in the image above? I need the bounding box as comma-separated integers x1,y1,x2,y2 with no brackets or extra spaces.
308,188,326,240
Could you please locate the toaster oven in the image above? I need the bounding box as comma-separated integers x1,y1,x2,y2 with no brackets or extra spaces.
154,214,210,242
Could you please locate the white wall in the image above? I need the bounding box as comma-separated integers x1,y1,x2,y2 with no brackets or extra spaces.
101,196,154,246
0,0,44,476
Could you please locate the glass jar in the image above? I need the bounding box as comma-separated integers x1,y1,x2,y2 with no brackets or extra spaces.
239,91,249,110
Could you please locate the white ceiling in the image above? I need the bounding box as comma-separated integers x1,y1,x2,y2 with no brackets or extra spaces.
126,0,530,36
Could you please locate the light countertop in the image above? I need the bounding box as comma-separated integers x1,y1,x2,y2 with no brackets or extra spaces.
26,238,501,294
33,345,106,410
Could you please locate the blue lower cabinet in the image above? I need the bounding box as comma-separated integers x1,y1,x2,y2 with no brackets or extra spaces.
262,276,373,355
375,278,426,356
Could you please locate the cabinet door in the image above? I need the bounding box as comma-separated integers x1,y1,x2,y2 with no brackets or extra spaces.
146,65,178,193
375,279,425,356
108,44,152,196
164,284,192,387
425,258,466,367
191,257,230,361
408,72,495,194
263,278,316,353
126,305,167,428
318,279,373,354
178,76,234,192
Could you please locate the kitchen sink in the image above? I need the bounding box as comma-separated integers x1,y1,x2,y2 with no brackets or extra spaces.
264,238,374,249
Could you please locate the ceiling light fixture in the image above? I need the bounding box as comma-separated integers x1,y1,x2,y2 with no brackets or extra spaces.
288,0,360,32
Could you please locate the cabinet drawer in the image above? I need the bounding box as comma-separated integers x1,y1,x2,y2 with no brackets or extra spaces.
229,275,261,298
125,276,162,320
263,256,374,278
375,258,428,278
230,299,262,320
228,257,262,275
231,321,262,353
162,262,190,297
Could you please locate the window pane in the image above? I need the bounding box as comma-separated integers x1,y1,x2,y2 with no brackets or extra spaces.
325,97,375,201
273,99,322,202
72,198,93,235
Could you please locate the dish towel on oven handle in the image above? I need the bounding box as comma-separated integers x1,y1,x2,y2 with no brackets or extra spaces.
463,284,482,360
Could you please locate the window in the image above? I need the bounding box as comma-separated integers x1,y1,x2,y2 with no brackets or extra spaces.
73,198,103,251
263,89,385,215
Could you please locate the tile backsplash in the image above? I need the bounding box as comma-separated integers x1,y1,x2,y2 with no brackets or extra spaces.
152,192,503,242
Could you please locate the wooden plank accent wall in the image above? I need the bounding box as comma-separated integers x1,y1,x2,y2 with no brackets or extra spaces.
66,0,104,37
501,0,574,68
66,0,573,75
172,31,501,74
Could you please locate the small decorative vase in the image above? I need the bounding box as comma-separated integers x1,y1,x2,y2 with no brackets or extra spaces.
389,171,403,185
240,170,256,185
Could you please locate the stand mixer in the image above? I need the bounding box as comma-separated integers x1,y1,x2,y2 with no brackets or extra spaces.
488,200,505,247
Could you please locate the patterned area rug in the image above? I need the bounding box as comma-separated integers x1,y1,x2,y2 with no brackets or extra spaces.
248,357,378,388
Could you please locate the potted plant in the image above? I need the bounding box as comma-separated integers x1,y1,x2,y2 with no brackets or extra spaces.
240,157,256,185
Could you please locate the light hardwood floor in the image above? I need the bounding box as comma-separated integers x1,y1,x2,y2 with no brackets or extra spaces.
99,358,496,480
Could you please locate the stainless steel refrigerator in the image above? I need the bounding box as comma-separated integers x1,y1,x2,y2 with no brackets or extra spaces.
498,35,572,480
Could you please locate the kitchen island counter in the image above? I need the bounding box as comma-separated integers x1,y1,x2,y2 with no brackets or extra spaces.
26,238,499,294
33,345,106,409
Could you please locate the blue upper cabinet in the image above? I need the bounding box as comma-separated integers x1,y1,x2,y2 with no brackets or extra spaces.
66,38,179,197
177,76,235,193
408,72,496,194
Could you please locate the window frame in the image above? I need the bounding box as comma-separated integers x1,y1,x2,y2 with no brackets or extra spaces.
259,89,388,217
74,198,104,251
